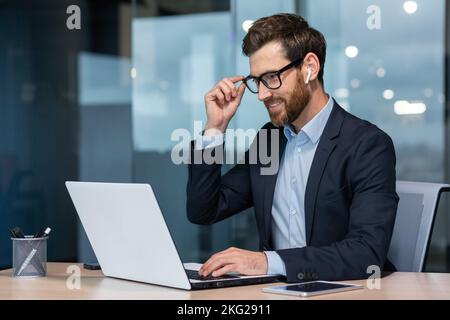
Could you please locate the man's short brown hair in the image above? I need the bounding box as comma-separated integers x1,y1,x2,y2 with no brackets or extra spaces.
242,13,327,85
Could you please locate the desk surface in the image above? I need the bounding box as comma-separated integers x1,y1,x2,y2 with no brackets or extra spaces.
1,263,449,300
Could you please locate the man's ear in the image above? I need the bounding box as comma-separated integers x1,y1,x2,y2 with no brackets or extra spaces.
303,53,320,83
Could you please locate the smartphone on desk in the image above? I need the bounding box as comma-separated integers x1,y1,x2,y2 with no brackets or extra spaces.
263,281,363,297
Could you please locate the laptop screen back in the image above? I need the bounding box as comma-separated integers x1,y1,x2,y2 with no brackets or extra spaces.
65,181,191,290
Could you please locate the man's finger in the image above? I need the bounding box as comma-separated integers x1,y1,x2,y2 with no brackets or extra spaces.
217,82,232,101
228,75,245,83
202,252,237,276
199,255,220,275
236,82,246,98
213,88,225,105
223,78,237,97
202,258,229,276
202,256,227,275
212,264,236,277
200,251,223,274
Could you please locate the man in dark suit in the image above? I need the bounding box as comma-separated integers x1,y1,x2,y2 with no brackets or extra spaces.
186,13,398,282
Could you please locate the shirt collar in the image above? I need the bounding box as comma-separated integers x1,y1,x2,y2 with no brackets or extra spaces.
283,94,334,145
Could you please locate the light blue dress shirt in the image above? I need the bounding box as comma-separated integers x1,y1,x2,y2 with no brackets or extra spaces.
196,95,334,276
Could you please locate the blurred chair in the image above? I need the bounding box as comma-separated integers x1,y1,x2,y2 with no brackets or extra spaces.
388,181,450,272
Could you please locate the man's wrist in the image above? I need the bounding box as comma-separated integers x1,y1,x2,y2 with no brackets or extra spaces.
204,122,227,136
263,251,286,276
260,251,269,274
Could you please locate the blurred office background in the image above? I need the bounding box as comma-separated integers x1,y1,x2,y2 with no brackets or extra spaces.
1,0,449,273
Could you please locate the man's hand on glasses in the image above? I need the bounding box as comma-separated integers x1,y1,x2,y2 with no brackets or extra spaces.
204,76,246,136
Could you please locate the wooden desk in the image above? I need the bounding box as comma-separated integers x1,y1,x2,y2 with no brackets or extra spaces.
1,263,449,299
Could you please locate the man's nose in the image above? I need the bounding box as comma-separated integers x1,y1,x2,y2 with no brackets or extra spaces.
258,82,272,101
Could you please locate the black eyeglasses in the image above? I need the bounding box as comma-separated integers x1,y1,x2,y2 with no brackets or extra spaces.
243,58,303,94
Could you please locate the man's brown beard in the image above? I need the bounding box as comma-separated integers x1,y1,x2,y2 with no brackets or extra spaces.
267,74,311,127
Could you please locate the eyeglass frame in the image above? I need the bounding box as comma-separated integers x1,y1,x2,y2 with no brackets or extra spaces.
242,58,304,94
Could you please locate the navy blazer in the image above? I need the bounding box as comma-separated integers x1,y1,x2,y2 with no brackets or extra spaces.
187,101,399,282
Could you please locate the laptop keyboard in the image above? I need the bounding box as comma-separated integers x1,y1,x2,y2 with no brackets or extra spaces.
186,269,239,281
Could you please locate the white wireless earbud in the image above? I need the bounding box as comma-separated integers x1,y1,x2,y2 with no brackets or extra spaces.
305,67,312,84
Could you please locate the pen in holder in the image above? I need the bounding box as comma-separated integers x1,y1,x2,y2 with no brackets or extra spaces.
11,235,48,278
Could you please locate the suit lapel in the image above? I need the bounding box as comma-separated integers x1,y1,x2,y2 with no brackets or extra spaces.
304,139,336,244
304,102,345,244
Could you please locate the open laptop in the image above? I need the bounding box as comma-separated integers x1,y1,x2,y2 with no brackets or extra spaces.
65,181,282,290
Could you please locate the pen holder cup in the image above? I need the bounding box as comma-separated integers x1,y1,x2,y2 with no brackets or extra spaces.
11,236,48,278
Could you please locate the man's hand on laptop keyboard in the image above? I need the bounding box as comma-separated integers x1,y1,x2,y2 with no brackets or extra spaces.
199,247,268,277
